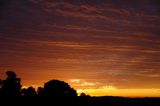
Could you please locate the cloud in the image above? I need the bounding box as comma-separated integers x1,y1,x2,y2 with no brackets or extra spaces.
0,0,160,92
38,1,131,24
135,70,160,78
69,79,100,89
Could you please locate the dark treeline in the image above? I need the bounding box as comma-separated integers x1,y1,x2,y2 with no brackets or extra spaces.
0,71,160,106
0,71,78,97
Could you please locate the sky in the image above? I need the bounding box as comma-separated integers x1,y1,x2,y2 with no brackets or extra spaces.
0,0,160,97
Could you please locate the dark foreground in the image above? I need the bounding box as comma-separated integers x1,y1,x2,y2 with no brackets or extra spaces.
1,96,160,106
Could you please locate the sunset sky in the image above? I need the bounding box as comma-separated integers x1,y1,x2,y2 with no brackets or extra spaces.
0,0,160,97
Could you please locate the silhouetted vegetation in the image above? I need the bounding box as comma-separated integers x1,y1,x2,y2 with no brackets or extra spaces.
0,71,160,106
0,71,77,97
42,80,77,97
0,71,21,96
21,86,36,96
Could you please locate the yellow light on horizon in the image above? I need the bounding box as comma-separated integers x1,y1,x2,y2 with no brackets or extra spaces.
77,86,160,97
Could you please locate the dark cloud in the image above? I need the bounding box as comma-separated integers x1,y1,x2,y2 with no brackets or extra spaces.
0,0,160,90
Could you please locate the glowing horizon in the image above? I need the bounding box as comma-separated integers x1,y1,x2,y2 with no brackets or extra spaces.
21,84,160,97
19,78,160,97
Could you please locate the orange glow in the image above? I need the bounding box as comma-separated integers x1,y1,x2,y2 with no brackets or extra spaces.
21,79,160,97
77,87,160,97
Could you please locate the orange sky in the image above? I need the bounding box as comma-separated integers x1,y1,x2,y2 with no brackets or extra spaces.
0,0,160,97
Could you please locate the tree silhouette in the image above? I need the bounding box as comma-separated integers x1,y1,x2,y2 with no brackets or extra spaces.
67,88,77,97
80,92,87,96
21,86,36,96
1,71,21,96
80,92,90,97
0,71,78,97
43,80,77,97
37,87,44,96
